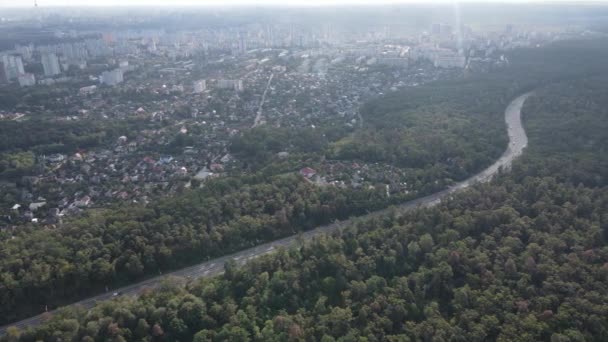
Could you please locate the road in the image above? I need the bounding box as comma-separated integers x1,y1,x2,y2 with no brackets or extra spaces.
0,92,532,334
252,73,274,128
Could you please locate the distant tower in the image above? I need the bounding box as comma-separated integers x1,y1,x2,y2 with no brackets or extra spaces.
34,0,38,7
237,32,247,55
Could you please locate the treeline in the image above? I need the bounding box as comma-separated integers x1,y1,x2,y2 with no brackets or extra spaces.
229,126,333,169
0,85,71,111
331,78,512,180
6,72,608,341
0,118,156,156
516,77,608,187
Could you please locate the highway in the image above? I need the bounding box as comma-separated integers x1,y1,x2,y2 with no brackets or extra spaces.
0,92,532,334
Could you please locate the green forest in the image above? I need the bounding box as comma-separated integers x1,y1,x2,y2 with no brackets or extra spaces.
0,172,393,324
5,53,607,341
330,78,511,179
5,50,608,341
1,39,608,338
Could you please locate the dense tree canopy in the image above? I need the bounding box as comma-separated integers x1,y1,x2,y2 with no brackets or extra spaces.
331,78,512,179
6,68,608,342
2,39,608,335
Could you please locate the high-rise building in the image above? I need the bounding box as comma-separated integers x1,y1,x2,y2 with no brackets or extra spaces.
41,53,61,76
15,44,33,60
100,68,124,86
1,55,25,80
18,73,36,87
431,23,441,35
238,34,247,55
14,56,24,75
266,25,275,47
148,39,157,52
193,79,206,93
235,80,244,92
0,62,7,84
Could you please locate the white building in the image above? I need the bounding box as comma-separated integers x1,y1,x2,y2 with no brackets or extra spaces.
0,62,6,83
100,68,124,86
18,73,36,87
15,44,33,60
1,55,25,80
41,53,61,76
193,79,207,93
79,85,98,95
217,79,244,92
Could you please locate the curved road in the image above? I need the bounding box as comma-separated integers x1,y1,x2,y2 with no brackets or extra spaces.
0,92,532,334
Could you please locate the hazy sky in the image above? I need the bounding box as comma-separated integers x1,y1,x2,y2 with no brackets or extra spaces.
0,0,602,7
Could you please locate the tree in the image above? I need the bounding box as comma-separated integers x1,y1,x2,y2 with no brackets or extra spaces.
135,319,150,339
419,234,435,253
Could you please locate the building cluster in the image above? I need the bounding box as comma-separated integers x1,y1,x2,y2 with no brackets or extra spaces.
0,38,128,88
6,120,239,224
0,16,595,226
300,161,414,197
0,20,588,90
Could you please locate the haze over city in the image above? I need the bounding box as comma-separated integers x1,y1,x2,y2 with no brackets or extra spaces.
1,0,607,7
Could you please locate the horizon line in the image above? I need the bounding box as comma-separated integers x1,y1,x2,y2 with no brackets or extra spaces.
2,1,608,9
